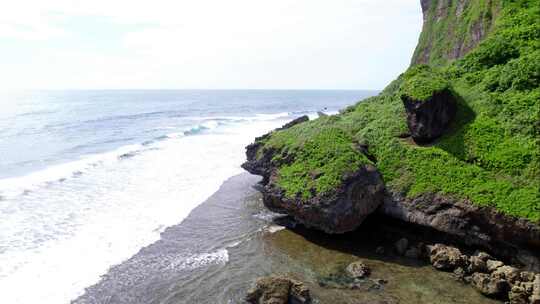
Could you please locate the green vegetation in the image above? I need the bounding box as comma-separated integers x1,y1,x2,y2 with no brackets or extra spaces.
412,0,502,66
253,0,539,221
400,65,450,101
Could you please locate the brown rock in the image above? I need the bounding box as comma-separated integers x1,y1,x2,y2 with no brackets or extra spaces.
468,255,488,273
509,285,529,304
531,275,540,304
471,272,509,298
486,260,504,273
246,276,311,304
428,244,467,271
491,265,520,285
521,271,536,282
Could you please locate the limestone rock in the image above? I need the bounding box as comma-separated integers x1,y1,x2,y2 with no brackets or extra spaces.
486,260,504,273
468,255,488,273
509,285,529,304
246,276,311,304
471,272,509,298
491,265,520,285
428,244,467,271
345,261,371,279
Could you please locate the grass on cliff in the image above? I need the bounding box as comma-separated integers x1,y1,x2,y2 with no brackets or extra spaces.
400,65,451,101
253,0,539,222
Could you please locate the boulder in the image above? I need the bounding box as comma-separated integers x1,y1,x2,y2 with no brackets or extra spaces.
428,244,467,271
401,88,457,144
346,261,371,279
245,276,311,304
395,238,409,256
471,272,509,298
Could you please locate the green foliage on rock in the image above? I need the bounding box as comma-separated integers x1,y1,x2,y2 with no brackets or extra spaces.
250,0,540,222
400,65,451,102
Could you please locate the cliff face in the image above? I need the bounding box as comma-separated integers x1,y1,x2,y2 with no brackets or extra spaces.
412,0,501,66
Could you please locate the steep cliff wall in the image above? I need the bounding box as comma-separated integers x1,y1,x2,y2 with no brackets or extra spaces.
411,0,502,66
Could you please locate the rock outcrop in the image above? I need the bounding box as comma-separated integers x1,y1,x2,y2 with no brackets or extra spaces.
243,117,385,234
261,164,384,234
245,276,311,304
401,88,457,143
422,243,540,302
379,192,540,271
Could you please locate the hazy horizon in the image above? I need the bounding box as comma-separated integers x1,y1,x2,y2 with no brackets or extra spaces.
0,0,422,91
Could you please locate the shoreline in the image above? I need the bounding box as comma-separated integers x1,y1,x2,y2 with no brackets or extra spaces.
74,172,507,304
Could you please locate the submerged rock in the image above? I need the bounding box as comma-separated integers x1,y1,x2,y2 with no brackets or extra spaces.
245,276,311,304
345,261,371,279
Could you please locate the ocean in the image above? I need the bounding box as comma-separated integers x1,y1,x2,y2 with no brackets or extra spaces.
0,89,376,303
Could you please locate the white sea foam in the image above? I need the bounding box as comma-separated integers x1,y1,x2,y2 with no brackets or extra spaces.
0,115,291,304
169,249,229,270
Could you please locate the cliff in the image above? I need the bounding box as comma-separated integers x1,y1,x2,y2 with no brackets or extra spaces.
243,0,539,267
412,0,502,66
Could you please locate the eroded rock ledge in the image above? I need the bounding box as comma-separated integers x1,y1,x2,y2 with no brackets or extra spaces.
243,116,540,270
380,192,540,271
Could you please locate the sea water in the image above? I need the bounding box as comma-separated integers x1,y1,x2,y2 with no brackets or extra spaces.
0,89,375,304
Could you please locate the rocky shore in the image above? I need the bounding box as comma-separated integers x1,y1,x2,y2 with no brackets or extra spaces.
241,0,539,302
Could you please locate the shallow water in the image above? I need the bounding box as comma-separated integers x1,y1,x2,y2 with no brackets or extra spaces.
76,174,500,304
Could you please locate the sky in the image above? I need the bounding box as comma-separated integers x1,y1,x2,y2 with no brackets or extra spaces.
0,0,422,90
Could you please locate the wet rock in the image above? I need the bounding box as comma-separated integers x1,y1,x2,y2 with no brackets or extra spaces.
346,261,371,279
428,244,467,271
509,285,530,304
395,238,409,255
245,276,311,304
401,88,457,144
471,272,509,298
491,265,521,285
487,260,504,273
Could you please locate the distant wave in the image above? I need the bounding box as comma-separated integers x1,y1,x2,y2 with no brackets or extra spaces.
0,144,144,200
0,111,328,201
